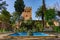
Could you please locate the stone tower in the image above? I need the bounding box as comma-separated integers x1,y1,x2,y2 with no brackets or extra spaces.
21,7,32,20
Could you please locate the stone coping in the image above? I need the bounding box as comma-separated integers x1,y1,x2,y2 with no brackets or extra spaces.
4,36,57,39
3,36,58,40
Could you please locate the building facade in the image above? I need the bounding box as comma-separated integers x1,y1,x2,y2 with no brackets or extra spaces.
21,7,32,20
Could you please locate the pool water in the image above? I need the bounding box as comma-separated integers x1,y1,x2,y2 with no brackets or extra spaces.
9,32,49,36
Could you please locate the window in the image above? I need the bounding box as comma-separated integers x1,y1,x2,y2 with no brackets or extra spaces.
26,15,28,17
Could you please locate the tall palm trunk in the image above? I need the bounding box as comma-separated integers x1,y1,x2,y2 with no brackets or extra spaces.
43,0,46,11
57,11,60,28
42,0,46,28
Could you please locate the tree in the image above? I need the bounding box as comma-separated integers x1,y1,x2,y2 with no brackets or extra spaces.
57,11,60,16
36,7,56,20
1,9,11,22
42,0,46,28
36,7,56,21
36,5,46,28
0,1,8,10
14,0,25,31
36,6,56,28
36,6,43,20
36,0,46,28
11,12,19,24
42,0,46,12
0,9,11,31
45,9,56,21
14,0,25,20
57,11,60,28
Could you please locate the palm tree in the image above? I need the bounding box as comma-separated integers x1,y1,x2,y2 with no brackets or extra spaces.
0,1,8,10
42,0,46,28
57,11,60,16
0,9,11,31
36,6,43,20
42,0,46,11
57,11,60,28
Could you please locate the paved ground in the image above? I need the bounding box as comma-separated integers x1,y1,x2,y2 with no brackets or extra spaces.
0,33,13,39
0,38,60,40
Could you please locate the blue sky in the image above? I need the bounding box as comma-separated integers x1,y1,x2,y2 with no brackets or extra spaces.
4,0,60,20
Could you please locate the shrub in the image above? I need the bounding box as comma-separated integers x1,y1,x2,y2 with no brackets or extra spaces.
53,26,60,33
35,22,43,32
27,30,33,36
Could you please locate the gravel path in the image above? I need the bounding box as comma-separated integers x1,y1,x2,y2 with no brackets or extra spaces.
0,33,13,39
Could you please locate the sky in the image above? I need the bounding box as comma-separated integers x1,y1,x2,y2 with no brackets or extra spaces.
1,0,60,20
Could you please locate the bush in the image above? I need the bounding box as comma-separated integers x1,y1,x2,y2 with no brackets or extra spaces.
53,26,60,33
35,22,43,32
32,27,37,32
0,28,6,33
19,27,27,32
48,21,53,26
27,30,33,36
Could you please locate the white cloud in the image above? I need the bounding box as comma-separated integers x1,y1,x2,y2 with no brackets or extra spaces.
0,13,1,14
56,16,60,20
